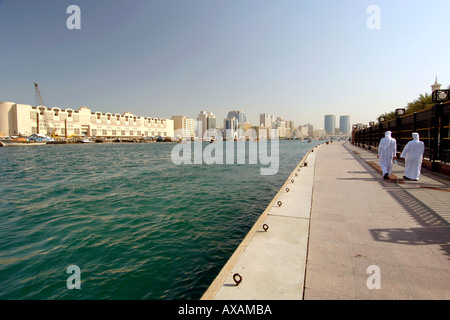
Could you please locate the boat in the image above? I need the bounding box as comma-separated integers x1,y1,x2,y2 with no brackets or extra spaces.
80,138,94,143
28,133,54,142
0,138,47,147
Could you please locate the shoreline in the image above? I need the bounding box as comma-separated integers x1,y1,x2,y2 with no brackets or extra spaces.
201,143,321,300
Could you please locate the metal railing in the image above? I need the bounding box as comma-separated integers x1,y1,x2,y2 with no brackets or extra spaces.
352,100,450,167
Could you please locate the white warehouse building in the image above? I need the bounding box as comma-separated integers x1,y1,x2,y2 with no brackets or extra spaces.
0,102,174,139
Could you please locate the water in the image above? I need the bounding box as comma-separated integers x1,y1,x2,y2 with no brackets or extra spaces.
0,140,320,299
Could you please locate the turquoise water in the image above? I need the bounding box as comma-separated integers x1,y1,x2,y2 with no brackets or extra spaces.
0,140,320,299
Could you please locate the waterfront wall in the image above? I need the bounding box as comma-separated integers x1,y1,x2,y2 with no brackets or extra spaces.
201,144,320,300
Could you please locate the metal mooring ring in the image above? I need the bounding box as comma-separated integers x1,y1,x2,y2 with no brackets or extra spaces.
233,273,242,286
285,187,290,193
295,173,298,177
291,179,295,183
277,200,282,207
262,224,269,232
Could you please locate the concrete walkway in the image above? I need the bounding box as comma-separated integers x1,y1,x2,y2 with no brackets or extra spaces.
305,141,449,299
202,146,317,300
202,141,450,300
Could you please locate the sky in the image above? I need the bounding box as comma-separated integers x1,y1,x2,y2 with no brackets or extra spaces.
1,0,449,129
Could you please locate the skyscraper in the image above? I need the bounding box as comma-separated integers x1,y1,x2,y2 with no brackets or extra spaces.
339,115,351,136
260,113,275,128
324,115,336,136
197,110,216,138
172,115,195,138
274,117,286,138
227,110,246,125
223,117,237,139
285,120,295,132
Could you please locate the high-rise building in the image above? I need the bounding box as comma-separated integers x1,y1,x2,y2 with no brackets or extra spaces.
207,114,216,130
285,120,294,131
197,111,216,138
324,115,336,136
299,123,313,137
227,110,246,125
339,115,351,136
259,113,277,128
223,117,237,139
300,125,309,137
223,117,236,130
274,117,286,138
172,115,195,138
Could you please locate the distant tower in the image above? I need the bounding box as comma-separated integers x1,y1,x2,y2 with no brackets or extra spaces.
431,77,442,92
339,115,351,136
324,115,336,136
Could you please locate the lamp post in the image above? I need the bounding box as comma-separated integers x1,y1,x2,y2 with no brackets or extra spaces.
394,108,405,157
395,108,406,117
377,117,386,148
432,89,450,103
430,88,449,171
352,124,357,145
368,122,375,149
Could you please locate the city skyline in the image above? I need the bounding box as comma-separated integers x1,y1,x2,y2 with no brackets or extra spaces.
0,98,350,140
1,1,449,129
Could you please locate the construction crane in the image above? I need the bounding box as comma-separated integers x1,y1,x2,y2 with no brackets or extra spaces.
34,82,44,107
34,83,62,139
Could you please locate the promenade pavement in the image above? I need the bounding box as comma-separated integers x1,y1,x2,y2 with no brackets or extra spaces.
202,141,449,300
305,141,449,299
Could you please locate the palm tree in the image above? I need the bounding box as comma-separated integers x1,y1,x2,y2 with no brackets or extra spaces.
379,111,396,122
405,93,433,114
378,92,433,122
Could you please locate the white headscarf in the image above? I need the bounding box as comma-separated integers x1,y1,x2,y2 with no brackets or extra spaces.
412,132,420,142
380,131,394,151
385,131,393,140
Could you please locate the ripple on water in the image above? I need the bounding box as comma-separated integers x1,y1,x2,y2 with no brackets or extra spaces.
0,140,319,299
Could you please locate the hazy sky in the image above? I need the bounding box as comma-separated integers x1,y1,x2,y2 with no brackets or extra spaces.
1,0,449,129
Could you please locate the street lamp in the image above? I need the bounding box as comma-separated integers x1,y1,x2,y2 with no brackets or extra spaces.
394,108,405,155
378,116,386,123
395,108,406,117
432,89,450,103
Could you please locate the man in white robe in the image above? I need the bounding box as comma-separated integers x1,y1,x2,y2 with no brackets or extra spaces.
400,132,425,181
377,131,397,180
